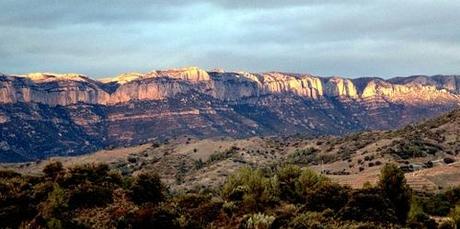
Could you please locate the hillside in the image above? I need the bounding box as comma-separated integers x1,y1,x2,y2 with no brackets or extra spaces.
1,109,459,228
1,68,460,162
6,109,459,193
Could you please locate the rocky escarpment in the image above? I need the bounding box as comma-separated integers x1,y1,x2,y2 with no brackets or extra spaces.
0,67,459,162
1,67,459,106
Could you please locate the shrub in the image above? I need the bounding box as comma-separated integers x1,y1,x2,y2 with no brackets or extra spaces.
422,194,452,216
43,161,64,180
221,167,279,211
67,182,113,209
338,187,398,224
287,147,320,164
276,165,303,202
407,212,437,229
305,182,350,211
120,206,179,228
58,163,113,187
296,168,329,200
438,219,455,229
449,205,460,228
129,172,166,205
39,184,69,221
288,211,331,228
444,158,456,164
193,159,204,170
240,213,276,229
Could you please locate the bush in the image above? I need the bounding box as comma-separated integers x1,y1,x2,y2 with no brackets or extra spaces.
222,167,279,211
240,213,276,229
444,158,456,164
288,211,331,228
276,165,303,202
422,194,452,216
129,172,166,205
407,212,437,229
174,193,223,226
338,187,398,224
120,206,179,228
43,161,64,180
438,219,455,229
287,147,320,164
305,182,350,211
449,205,460,228
38,184,69,221
296,168,329,200
58,163,113,187
67,182,113,209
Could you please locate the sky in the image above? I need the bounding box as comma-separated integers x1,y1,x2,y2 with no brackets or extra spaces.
1,0,459,78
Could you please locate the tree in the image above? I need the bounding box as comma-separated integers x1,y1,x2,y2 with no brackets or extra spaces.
378,163,411,224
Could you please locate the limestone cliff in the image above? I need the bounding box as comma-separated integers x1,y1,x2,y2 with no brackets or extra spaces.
1,68,459,106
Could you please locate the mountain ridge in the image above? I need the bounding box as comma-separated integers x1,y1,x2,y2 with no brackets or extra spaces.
1,67,459,106
0,67,459,162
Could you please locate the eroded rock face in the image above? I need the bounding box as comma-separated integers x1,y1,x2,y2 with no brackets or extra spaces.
2,68,458,106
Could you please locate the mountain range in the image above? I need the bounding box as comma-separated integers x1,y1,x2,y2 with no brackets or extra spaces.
0,67,459,162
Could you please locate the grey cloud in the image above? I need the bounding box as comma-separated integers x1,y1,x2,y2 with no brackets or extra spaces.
0,0,459,78
0,0,192,28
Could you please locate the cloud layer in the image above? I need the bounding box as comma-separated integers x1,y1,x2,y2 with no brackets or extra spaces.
1,0,459,78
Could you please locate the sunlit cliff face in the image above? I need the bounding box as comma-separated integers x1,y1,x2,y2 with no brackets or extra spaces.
0,67,459,106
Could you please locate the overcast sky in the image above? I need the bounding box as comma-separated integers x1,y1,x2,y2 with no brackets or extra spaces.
1,0,459,78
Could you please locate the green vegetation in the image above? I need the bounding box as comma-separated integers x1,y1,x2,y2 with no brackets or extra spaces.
0,162,459,228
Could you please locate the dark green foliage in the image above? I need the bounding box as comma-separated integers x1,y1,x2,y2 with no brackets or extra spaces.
43,161,64,180
0,174,40,228
407,212,438,229
276,165,303,202
119,206,179,229
378,163,411,224
206,146,239,164
222,167,279,212
288,210,332,229
129,172,165,205
444,157,456,164
449,205,460,229
3,160,460,228
193,158,204,170
338,187,398,224
175,193,223,226
287,147,326,164
67,182,113,208
305,182,350,211
386,137,442,159
418,186,460,217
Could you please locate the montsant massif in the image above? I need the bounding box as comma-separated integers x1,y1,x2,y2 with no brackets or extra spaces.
0,67,459,162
